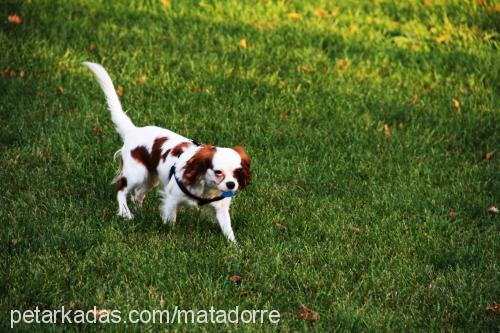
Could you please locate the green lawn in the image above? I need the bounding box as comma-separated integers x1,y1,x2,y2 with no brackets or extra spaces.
1,0,499,331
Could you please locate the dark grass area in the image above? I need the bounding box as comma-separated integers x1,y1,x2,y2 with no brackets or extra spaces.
1,0,499,331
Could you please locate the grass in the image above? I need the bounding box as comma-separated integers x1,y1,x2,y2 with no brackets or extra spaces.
1,0,499,331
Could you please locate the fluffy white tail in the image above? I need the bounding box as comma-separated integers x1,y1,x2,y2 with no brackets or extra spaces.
83,62,135,138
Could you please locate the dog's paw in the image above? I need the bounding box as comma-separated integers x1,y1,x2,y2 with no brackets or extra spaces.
162,218,175,226
132,195,144,207
117,210,134,220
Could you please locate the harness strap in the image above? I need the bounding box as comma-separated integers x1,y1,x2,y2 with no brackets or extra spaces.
168,165,225,206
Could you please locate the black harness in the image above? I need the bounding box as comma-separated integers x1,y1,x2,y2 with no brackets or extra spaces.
168,139,226,206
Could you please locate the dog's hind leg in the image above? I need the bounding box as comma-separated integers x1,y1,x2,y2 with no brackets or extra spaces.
117,179,133,219
116,155,149,219
133,176,157,207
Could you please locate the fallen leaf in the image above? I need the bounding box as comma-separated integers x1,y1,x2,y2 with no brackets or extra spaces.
347,225,363,234
423,0,432,7
239,291,249,297
273,219,286,229
160,295,165,308
477,0,485,5
486,5,500,12
116,85,123,97
488,206,498,215
251,21,263,31
89,8,97,14
296,65,312,73
483,151,494,161
486,302,500,313
337,58,347,70
313,8,327,18
349,25,359,33
161,0,171,7
229,275,242,283
383,123,391,137
297,305,320,321
295,84,302,92
11,239,18,246
88,43,97,53
3,69,15,77
91,309,111,318
138,75,147,84
447,208,457,221
287,12,302,20
7,15,22,25
452,98,461,112
19,69,25,77
57,87,65,95
93,127,102,135
190,85,204,93
278,80,285,88
436,34,450,44
239,39,247,49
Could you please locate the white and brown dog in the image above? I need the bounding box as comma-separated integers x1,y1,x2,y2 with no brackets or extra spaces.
83,62,250,242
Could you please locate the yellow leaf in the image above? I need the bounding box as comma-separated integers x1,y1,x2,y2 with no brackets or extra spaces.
436,34,450,44
296,65,312,73
239,39,247,48
138,75,147,84
287,12,302,20
383,124,391,136
452,98,461,112
161,0,170,7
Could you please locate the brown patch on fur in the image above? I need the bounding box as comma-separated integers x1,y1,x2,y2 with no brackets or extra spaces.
117,177,127,191
131,136,168,174
183,145,216,186
233,146,251,188
161,149,171,162
171,142,191,157
150,136,168,171
131,146,150,169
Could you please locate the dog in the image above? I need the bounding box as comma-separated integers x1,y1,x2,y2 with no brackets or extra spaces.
83,62,251,242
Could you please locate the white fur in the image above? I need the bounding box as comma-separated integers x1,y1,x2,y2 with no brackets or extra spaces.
84,62,246,242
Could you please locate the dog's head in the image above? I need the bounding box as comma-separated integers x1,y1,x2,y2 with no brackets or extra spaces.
183,145,251,192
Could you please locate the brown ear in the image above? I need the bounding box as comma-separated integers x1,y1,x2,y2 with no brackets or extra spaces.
183,145,216,186
233,146,251,189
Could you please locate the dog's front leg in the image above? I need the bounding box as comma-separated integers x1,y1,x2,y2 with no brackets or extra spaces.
212,199,236,242
161,196,178,225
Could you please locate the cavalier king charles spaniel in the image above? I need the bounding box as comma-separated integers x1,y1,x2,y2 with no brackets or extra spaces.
83,62,250,242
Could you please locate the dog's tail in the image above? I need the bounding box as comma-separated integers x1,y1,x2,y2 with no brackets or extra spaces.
83,62,135,138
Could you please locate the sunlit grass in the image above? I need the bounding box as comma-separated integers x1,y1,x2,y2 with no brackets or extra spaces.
1,0,498,331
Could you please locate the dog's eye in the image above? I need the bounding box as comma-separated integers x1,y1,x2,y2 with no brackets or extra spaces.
214,170,222,175
235,168,242,176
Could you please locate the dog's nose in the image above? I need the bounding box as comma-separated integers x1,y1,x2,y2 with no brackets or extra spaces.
226,181,235,190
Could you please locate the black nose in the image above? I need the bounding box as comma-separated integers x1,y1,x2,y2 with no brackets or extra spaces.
226,181,235,190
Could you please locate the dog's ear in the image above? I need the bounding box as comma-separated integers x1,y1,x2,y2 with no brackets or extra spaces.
233,146,251,189
183,145,216,186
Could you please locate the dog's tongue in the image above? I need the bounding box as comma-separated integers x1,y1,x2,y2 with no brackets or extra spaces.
220,191,235,198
